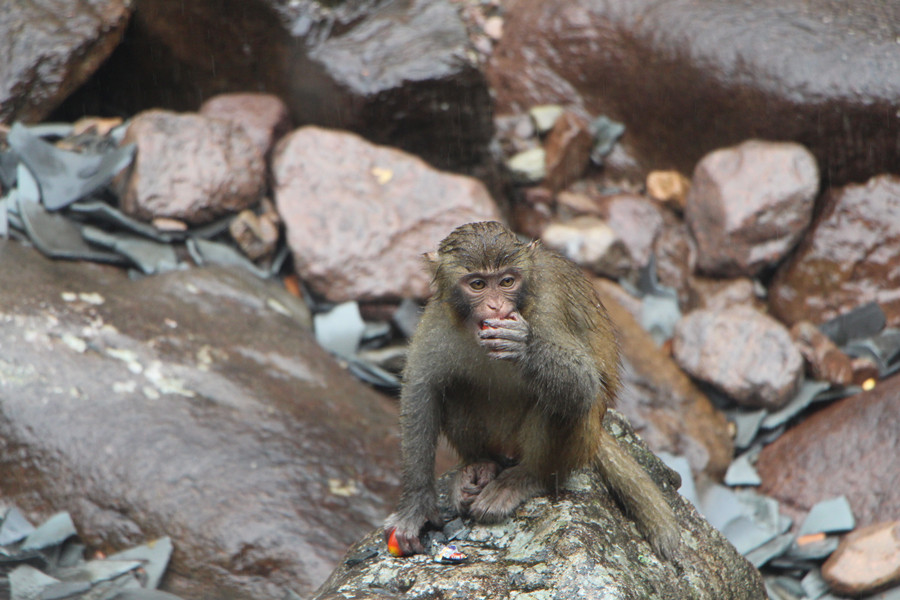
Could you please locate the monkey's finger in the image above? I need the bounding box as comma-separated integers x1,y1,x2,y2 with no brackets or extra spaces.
479,337,524,353
480,327,529,343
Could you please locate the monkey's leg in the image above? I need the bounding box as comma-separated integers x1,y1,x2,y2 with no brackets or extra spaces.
595,428,681,560
451,460,502,514
468,464,545,522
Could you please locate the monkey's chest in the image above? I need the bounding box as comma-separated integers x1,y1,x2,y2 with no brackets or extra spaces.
440,358,536,459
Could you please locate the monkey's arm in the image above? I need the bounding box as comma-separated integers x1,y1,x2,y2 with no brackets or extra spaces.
480,315,604,420
384,377,443,555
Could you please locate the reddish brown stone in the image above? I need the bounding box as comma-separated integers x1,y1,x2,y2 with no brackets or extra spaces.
822,521,900,597
117,110,266,225
672,305,803,410
272,126,501,302
757,374,900,528
790,320,854,386
687,277,761,313
543,111,594,192
686,140,818,277
770,174,900,328
200,92,292,159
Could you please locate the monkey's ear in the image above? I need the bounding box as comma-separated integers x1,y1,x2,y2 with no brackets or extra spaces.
423,251,440,275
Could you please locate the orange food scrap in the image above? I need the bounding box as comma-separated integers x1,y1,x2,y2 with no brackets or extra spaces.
387,528,403,557
797,532,826,546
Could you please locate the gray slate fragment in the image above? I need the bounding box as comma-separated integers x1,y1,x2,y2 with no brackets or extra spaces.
725,452,762,486
68,201,178,243
745,533,793,568
799,496,855,536
7,123,136,211
81,226,179,275
786,537,840,561
314,302,366,360
39,580,92,600
21,513,76,551
800,569,830,600
185,238,269,279
729,409,767,450
15,195,125,264
17,164,40,204
0,507,35,546
9,565,60,600
722,516,777,555
761,380,831,430
108,537,173,590
819,301,886,346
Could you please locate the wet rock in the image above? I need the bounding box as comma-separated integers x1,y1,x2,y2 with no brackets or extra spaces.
687,277,762,313
770,174,900,328
489,0,900,185
0,240,402,599
509,187,554,239
596,194,665,271
596,281,734,479
200,93,291,159
647,170,690,212
686,140,818,278
541,216,630,279
529,104,564,135
116,110,265,225
55,0,493,176
0,0,131,124
652,220,698,308
312,411,765,600
790,321,854,386
228,201,280,261
506,147,546,184
822,521,900,597
673,306,803,410
272,126,500,303
757,374,900,530
543,111,594,191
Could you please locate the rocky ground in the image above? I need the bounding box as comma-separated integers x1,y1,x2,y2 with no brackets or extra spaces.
1,0,900,599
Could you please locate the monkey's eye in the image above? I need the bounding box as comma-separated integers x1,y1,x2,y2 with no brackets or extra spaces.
469,279,486,291
499,276,516,288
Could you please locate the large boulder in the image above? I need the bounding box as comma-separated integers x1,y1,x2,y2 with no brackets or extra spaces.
757,374,900,530
273,126,501,302
770,174,900,328
311,411,766,600
54,0,494,175
489,0,900,185
0,0,132,123
0,240,402,599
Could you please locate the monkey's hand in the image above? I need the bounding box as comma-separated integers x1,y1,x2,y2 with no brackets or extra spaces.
479,313,532,360
384,501,442,556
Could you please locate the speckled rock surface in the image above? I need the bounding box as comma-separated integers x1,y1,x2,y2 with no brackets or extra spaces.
311,411,765,600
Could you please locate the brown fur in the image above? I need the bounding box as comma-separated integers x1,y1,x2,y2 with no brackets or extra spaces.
385,221,679,559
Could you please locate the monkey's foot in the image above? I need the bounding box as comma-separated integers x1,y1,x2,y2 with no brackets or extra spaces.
452,461,501,514
469,466,544,523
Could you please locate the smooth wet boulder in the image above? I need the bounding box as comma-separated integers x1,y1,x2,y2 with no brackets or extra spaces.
0,0,132,123
0,241,402,598
55,0,494,175
311,411,766,600
489,0,900,185
770,174,900,328
273,126,501,303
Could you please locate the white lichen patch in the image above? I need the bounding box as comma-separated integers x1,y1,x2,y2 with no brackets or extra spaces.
266,298,291,316
328,478,360,497
105,348,143,374
113,381,138,394
78,292,105,305
144,361,195,398
60,333,88,353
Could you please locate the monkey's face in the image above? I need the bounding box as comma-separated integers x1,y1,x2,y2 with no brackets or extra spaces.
457,269,523,334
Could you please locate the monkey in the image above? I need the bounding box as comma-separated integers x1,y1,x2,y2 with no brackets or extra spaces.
384,221,680,560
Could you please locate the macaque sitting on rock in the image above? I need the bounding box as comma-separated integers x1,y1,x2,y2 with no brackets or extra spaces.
385,221,680,559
